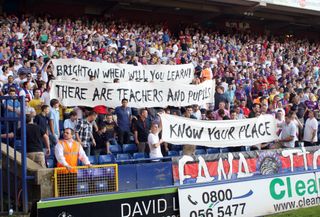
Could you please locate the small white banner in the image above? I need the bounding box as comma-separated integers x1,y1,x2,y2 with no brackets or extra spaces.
52,58,195,83
160,114,278,147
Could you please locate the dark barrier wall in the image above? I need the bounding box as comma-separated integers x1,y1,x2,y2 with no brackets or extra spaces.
38,187,179,217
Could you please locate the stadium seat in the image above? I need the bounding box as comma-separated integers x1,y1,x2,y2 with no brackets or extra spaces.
88,156,97,165
95,181,108,191
77,182,89,194
48,147,55,159
195,149,206,155
14,140,22,151
59,120,64,131
98,154,115,164
167,150,179,157
179,150,184,156
109,144,122,154
46,159,54,168
133,152,146,159
116,153,131,161
171,144,183,151
123,144,138,154
207,148,220,154
220,148,229,153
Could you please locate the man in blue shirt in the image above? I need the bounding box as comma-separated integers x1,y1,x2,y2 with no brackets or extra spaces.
2,75,19,95
49,99,60,144
115,98,132,145
4,88,20,131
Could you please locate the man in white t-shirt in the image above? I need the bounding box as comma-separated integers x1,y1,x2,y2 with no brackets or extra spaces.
148,123,163,159
303,110,318,146
276,111,296,148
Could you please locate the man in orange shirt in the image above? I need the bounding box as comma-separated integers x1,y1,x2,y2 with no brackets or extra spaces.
55,128,91,171
55,128,91,196
200,61,212,81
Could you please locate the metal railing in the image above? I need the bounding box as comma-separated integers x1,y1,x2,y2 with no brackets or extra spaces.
0,96,28,214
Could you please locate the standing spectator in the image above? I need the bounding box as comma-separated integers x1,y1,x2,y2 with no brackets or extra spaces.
29,88,43,114
55,128,91,196
19,80,33,101
34,104,51,145
148,123,163,159
63,111,78,131
239,100,250,117
249,103,261,118
41,84,51,106
4,88,20,131
183,106,197,119
34,105,50,132
2,75,19,95
276,112,297,148
225,83,235,109
214,102,230,120
17,114,50,168
25,99,36,117
192,105,201,120
200,61,212,81
75,111,97,156
104,114,117,145
133,109,151,152
93,122,111,157
115,98,132,145
49,99,60,144
93,105,108,126
303,110,318,146
214,86,228,110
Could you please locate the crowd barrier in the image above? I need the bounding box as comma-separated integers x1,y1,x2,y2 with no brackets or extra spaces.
54,164,118,197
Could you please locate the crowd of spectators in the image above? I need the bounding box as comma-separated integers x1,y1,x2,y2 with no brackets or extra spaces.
1,14,320,167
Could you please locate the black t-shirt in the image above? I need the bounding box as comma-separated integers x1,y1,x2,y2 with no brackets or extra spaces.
104,121,116,140
34,114,49,132
18,124,45,153
93,131,107,149
133,118,151,142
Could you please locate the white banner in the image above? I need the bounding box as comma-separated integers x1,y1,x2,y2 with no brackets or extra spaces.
52,59,194,83
179,172,320,217
160,114,277,147
49,80,214,108
251,0,320,12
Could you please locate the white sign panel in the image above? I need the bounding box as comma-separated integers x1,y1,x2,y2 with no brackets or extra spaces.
250,0,320,12
52,58,195,83
160,114,277,147
49,79,214,108
179,173,320,217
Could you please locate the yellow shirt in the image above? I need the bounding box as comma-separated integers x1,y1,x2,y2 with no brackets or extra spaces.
28,98,42,114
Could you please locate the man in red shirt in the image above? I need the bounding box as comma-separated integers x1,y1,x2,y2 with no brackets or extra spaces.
240,99,250,118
